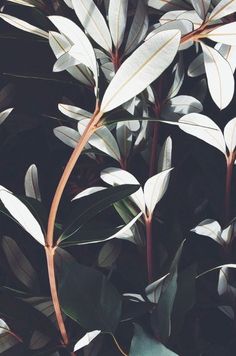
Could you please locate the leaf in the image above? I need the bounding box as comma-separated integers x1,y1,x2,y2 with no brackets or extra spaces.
158,137,172,172
54,126,81,149
0,319,18,353
58,103,91,120
188,53,205,77
0,14,48,39
145,274,170,304
205,22,236,45
60,184,140,242
100,29,181,113
2,236,39,291
74,330,101,352
178,113,226,155
191,219,223,245
124,0,148,55
148,0,189,11
72,187,107,201
224,117,236,153
0,84,15,110
191,0,211,19
108,0,128,49
0,108,13,125
48,31,93,86
152,241,185,341
98,240,122,268
24,164,41,202
161,95,203,121
144,168,173,216
48,16,98,90
209,0,236,21
116,122,133,158
71,0,112,52
101,167,146,214
216,43,236,72
0,188,45,245
176,10,203,30
78,119,121,161
58,257,122,333
201,42,234,109
129,324,178,356
167,55,184,98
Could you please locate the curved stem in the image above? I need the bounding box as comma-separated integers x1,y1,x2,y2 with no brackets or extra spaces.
145,215,153,284
45,106,102,351
112,335,128,356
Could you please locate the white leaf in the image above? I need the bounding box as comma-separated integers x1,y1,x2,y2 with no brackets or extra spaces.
176,10,203,30
24,164,41,201
63,0,73,8
0,108,13,125
224,117,236,153
0,13,48,39
216,43,236,72
168,55,185,98
218,305,234,319
48,31,93,86
53,51,89,73
48,16,98,90
205,22,236,45
191,219,223,245
72,187,106,201
201,42,234,109
161,95,203,121
146,20,193,40
218,266,229,295
54,126,81,149
0,189,45,245
144,168,173,215
78,119,121,161
188,53,205,77
148,0,189,11
116,122,132,158
221,223,233,244
108,0,128,49
179,113,226,154
74,330,101,352
0,320,18,353
71,0,112,52
101,167,146,214
191,0,211,19
145,273,169,304
7,0,35,6
2,236,39,290
98,240,122,268
160,10,186,24
134,120,148,146
58,104,91,120
209,0,236,21
124,0,148,54
158,137,172,172
100,30,181,113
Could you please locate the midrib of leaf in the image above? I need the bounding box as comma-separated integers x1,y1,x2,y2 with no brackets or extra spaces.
102,32,179,112
56,128,79,145
210,0,236,20
51,33,94,86
80,0,111,52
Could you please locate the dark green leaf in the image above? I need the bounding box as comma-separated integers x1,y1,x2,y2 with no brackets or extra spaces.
58,253,122,333
59,184,140,243
129,324,178,356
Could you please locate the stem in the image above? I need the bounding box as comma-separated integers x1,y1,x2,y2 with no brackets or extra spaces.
45,106,102,351
112,335,128,356
224,153,234,224
145,215,153,284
